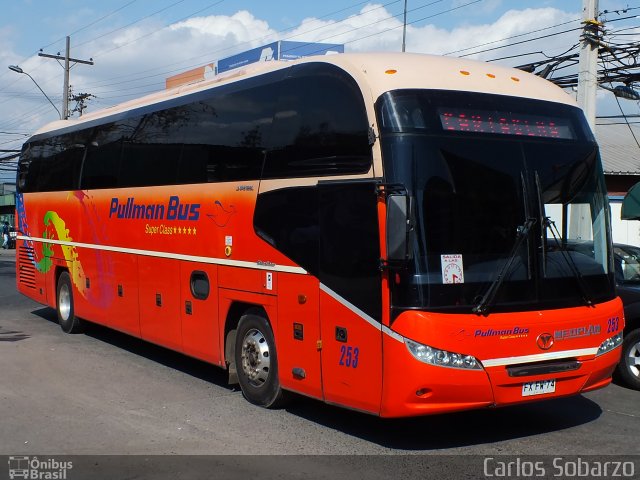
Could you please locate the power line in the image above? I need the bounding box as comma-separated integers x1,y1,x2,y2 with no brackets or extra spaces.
39,0,142,51
457,26,581,58
444,17,581,56
92,0,228,58
74,0,189,49
342,0,482,48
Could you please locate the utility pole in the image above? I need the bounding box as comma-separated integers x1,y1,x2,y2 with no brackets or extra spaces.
38,36,93,120
576,0,600,131
573,0,601,242
402,0,408,52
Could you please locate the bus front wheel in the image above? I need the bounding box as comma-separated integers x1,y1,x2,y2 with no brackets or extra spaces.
57,272,83,334
616,328,640,390
235,312,287,408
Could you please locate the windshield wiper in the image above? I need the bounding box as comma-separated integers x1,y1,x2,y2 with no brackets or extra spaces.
534,172,547,277
543,217,594,307
533,170,593,307
473,217,536,315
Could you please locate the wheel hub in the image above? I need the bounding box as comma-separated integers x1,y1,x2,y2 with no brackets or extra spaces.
240,328,271,386
628,340,640,378
59,284,71,321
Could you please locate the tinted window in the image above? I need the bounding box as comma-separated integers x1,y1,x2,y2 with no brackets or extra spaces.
318,181,381,321
19,133,87,192
176,84,276,183
254,186,319,275
21,65,371,192
120,142,181,187
82,139,122,189
79,83,278,188
263,64,372,178
254,181,381,321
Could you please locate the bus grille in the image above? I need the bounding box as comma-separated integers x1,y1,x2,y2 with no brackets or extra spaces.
17,246,36,290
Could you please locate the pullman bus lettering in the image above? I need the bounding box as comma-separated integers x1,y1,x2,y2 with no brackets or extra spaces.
109,196,200,221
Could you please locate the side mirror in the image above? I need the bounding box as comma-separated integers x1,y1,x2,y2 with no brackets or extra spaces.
386,194,412,262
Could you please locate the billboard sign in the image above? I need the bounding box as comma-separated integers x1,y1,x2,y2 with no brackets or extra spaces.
217,41,344,74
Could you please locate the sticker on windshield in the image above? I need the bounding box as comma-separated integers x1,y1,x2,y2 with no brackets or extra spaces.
441,254,464,284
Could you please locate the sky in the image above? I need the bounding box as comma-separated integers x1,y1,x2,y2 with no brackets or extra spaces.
1,0,639,181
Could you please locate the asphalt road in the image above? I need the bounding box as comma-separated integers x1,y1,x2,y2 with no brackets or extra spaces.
0,249,638,478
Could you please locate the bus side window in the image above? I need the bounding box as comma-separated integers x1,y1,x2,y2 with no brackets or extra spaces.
82,140,122,189
17,145,41,193
177,83,278,183
178,145,210,184
263,63,372,179
254,186,319,276
33,136,85,192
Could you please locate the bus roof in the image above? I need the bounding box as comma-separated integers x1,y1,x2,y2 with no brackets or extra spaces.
30,52,576,138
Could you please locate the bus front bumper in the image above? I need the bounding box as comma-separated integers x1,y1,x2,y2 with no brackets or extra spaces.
378,333,621,418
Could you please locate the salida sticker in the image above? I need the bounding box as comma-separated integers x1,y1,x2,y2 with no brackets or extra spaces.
441,254,464,284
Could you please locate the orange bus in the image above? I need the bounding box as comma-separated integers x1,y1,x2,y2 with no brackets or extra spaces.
15,53,624,417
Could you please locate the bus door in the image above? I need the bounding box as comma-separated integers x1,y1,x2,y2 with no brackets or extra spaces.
317,181,383,414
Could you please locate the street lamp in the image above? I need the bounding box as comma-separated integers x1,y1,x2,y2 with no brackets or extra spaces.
8,65,62,120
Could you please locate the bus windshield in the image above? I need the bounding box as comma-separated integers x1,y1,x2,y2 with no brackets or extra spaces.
377,90,615,314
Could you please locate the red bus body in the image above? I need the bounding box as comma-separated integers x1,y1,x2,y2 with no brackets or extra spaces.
15,53,624,417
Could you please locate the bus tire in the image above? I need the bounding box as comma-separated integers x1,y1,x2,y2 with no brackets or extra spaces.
235,312,287,408
57,272,83,334
616,328,640,390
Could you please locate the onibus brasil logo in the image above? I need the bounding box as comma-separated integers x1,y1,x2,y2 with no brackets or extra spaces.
8,456,72,479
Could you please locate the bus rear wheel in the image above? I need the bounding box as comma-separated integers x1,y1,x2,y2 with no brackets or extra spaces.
235,312,287,408
57,272,83,334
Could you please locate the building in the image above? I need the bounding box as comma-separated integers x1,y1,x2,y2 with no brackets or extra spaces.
596,122,640,246
166,41,344,89
0,182,15,226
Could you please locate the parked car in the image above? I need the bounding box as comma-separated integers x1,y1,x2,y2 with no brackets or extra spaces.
561,240,640,390
612,243,640,390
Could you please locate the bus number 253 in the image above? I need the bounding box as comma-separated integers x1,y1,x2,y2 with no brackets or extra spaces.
339,345,359,368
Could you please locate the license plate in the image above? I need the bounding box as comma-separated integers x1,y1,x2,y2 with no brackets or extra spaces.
522,379,556,397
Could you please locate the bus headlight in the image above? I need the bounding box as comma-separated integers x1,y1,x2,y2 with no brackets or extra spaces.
405,338,482,370
596,332,623,356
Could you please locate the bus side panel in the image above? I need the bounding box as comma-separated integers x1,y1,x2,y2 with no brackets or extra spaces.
180,262,221,365
138,256,182,352
319,291,382,415
276,273,323,399
104,252,140,337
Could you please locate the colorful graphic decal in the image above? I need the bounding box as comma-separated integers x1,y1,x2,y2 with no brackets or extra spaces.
16,193,36,263
18,191,113,306
42,210,88,298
